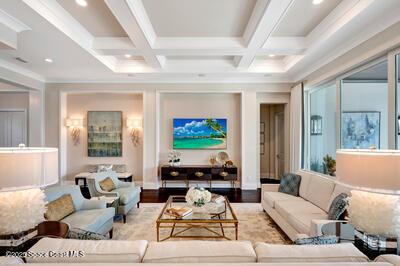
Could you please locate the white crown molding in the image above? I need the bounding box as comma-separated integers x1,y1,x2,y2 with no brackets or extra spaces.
0,9,31,33
0,58,44,90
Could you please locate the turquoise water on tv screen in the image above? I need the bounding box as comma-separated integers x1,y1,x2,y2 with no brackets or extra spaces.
173,138,224,149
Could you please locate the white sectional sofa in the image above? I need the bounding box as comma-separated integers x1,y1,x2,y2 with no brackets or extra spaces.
3,238,399,265
261,170,351,240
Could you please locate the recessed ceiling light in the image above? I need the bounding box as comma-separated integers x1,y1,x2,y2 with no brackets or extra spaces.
45,58,53,63
268,54,275,58
125,54,132,58
75,0,88,7
312,0,324,5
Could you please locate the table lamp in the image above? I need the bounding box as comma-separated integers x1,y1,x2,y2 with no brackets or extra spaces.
336,149,400,238
0,146,58,247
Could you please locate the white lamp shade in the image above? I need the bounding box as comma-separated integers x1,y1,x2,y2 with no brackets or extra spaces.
336,149,400,193
65,118,83,127
0,147,58,191
127,118,142,128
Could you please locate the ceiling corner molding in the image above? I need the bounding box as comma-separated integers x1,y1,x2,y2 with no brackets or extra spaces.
0,58,45,90
0,9,31,33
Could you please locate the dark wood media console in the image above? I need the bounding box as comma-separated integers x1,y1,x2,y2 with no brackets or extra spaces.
160,165,238,188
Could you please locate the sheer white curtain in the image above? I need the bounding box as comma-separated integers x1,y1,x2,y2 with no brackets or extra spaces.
289,83,303,172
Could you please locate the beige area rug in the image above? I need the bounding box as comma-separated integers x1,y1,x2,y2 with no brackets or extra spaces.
113,203,290,244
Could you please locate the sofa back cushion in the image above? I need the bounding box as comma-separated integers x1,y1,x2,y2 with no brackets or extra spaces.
297,170,312,198
301,172,335,212
27,238,148,263
255,243,368,263
142,241,256,263
44,194,75,221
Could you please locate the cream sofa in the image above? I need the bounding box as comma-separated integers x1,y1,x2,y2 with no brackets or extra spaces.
261,170,351,241
2,238,395,265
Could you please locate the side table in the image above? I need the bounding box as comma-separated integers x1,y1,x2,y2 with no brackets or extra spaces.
321,221,398,260
37,221,69,239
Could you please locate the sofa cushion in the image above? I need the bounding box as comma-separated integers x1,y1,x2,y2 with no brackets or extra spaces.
297,170,312,198
115,186,141,205
45,194,75,221
99,177,116,192
255,243,369,263
26,238,148,263
275,200,326,222
61,208,114,233
142,241,256,263
303,175,335,212
263,192,304,208
278,173,301,196
0,256,24,264
287,213,328,234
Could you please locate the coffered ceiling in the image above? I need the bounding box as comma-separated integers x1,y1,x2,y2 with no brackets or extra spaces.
0,0,399,84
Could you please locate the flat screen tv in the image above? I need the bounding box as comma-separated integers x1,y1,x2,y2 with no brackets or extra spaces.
173,118,227,149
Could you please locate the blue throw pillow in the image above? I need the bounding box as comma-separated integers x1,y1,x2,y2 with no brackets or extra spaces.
278,173,301,196
328,193,348,220
294,235,339,245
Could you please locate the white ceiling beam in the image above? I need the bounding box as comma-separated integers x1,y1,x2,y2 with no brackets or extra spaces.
0,23,17,50
22,0,116,71
261,37,307,55
0,9,31,33
234,0,294,69
288,0,400,79
105,0,165,69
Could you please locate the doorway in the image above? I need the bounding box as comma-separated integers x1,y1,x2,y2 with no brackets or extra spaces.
260,104,285,183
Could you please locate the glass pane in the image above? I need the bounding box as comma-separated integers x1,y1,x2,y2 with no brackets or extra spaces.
309,84,336,175
341,60,388,149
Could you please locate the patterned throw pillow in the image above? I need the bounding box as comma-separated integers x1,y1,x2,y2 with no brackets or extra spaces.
45,194,75,221
67,228,107,240
328,193,348,220
278,173,301,196
99,177,116,192
294,235,339,245
97,164,113,172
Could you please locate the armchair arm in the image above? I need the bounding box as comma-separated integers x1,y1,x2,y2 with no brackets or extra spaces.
310,219,347,237
375,255,400,265
81,199,107,210
118,181,135,188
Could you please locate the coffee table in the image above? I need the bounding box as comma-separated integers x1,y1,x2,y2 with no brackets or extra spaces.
156,195,238,241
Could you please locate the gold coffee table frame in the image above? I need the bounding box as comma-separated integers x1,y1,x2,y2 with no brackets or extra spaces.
156,195,238,242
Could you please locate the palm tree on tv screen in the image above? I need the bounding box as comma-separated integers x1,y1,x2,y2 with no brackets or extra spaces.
205,119,226,138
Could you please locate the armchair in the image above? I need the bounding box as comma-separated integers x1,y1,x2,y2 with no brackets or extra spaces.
87,171,141,223
44,185,115,238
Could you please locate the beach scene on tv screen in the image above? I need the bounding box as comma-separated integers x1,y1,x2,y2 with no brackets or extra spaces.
173,118,227,149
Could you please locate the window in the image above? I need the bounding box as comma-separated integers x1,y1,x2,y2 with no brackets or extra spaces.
304,83,336,175
340,60,388,149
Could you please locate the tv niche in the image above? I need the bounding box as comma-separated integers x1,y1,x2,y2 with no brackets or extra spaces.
173,118,227,149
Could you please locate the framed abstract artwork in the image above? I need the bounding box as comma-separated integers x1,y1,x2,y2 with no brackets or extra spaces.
341,111,380,149
87,111,122,157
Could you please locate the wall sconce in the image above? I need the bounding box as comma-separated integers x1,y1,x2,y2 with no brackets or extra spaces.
65,118,83,145
127,118,142,147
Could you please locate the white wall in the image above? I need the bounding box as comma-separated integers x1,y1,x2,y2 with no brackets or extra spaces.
45,83,292,189
65,93,143,181
159,93,241,169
